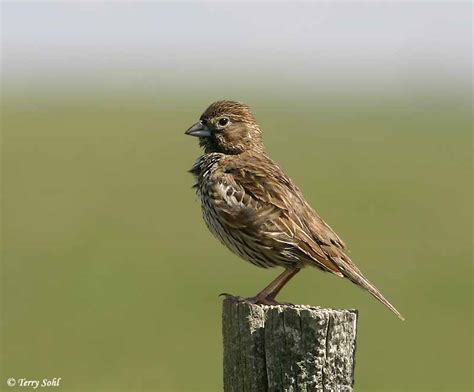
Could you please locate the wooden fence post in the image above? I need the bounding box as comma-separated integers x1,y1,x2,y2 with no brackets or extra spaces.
222,295,358,391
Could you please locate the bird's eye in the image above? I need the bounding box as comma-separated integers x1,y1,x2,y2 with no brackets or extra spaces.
218,117,229,127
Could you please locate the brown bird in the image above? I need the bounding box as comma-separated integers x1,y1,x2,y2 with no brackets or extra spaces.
186,100,404,320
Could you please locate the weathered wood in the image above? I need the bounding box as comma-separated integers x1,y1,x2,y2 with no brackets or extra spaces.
222,295,358,392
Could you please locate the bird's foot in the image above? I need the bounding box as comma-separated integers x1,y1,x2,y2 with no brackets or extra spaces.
244,295,293,306
219,292,293,306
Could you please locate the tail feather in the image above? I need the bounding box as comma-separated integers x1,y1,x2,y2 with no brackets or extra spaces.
334,257,405,321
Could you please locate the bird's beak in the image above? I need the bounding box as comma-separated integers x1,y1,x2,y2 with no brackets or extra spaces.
185,121,211,137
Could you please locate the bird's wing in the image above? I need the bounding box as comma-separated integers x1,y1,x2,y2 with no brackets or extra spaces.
214,154,349,275
213,154,405,319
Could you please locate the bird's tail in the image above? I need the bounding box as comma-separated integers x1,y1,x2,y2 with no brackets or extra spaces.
334,257,405,321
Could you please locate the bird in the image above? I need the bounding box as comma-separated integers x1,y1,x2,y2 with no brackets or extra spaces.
185,100,404,320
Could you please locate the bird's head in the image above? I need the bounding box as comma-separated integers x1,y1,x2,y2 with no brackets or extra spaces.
185,100,264,154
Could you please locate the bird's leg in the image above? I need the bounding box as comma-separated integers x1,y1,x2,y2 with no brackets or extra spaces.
246,268,301,305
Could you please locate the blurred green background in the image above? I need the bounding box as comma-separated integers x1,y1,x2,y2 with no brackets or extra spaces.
1,2,472,392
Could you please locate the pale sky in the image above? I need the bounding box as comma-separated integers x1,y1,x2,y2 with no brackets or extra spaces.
2,1,471,95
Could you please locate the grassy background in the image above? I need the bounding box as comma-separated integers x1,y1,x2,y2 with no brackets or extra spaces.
1,90,472,391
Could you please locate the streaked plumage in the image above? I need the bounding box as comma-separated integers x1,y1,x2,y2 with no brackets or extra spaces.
186,100,404,320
